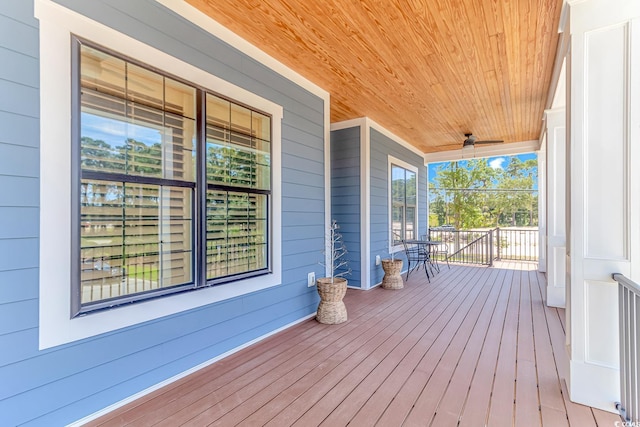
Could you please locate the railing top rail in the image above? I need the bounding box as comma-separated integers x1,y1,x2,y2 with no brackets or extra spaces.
612,273,640,295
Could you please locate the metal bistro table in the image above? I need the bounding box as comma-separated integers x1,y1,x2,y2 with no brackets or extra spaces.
402,239,442,281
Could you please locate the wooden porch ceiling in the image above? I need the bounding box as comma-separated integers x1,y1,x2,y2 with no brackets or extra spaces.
88,262,619,426
187,0,563,154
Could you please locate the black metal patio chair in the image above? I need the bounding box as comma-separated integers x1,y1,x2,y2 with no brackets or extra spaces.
402,239,430,282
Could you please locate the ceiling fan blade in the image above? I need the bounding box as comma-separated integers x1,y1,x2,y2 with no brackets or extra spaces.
474,140,504,145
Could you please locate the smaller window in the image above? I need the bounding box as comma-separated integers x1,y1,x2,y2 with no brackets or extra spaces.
389,159,418,246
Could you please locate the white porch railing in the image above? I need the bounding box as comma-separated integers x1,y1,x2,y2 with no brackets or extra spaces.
612,273,640,423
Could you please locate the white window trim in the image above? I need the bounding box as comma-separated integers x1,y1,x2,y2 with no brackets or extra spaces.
388,155,419,255
36,0,282,349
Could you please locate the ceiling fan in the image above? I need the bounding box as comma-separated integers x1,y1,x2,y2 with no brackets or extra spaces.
462,133,504,148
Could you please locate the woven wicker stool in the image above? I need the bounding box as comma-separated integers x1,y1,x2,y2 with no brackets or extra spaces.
316,277,348,324
381,259,404,289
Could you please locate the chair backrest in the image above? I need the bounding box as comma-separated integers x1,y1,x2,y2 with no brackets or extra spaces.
402,240,423,261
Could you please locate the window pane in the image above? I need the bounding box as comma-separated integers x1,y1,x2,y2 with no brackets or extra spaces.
392,204,404,244
165,77,196,119
406,170,416,206
80,44,126,100
80,44,197,182
206,191,268,280
206,96,271,191
254,138,271,190
392,166,405,204
206,190,228,278
390,164,417,244
80,109,128,174
126,62,163,111
227,192,249,275
163,113,196,181
205,136,229,185
252,111,271,141
206,95,230,130
230,103,251,133
406,206,416,240
228,132,253,188
80,180,125,304
80,180,192,304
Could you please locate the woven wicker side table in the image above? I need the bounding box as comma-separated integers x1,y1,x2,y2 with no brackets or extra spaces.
316,277,348,324
381,259,404,289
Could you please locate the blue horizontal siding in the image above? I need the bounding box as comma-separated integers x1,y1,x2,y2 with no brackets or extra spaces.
282,196,325,213
0,143,38,177
0,328,39,367
281,137,324,160
281,224,325,241
0,112,39,147
0,0,328,425
283,168,325,189
281,211,325,227
0,207,38,239
0,238,38,271
0,79,39,118
0,299,38,336
281,153,324,176
0,13,38,58
0,176,39,207
282,182,325,199
0,268,38,304
0,47,39,88
369,129,427,285
330,127,361,288
1,0,36,26
283,123,324,148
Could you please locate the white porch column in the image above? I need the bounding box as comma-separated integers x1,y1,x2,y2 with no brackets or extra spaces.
564,0,640,412
537,141,547,274
544,108,566,307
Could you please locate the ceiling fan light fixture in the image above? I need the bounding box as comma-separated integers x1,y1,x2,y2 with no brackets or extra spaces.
461,132,504,148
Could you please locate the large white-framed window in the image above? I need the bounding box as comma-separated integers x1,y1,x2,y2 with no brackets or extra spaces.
388,156,418,253
37,1,282,348
74,40,273,315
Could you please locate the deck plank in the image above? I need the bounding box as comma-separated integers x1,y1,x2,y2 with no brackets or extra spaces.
430,266,511,427
530,269,569,426
343,267,482,426
402,267,504,425
276,266,472,426
418,266,510,427
375,266,497,426
85,261,621,427
458,267,515,426
158,276,439,426
217,267,469,426
290,265,488,426
514,268,543,427
592,406,622,426
259,266,474,426
100,280,405,426
485,262,522,427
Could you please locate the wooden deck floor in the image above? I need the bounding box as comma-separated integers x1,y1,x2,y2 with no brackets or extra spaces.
88,262,620,426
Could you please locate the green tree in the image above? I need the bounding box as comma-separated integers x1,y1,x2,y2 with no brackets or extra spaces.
432,159,497,229
429,156,538,229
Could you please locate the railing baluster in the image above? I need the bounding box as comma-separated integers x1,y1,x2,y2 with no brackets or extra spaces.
613,273,640,423
428,227,538,264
